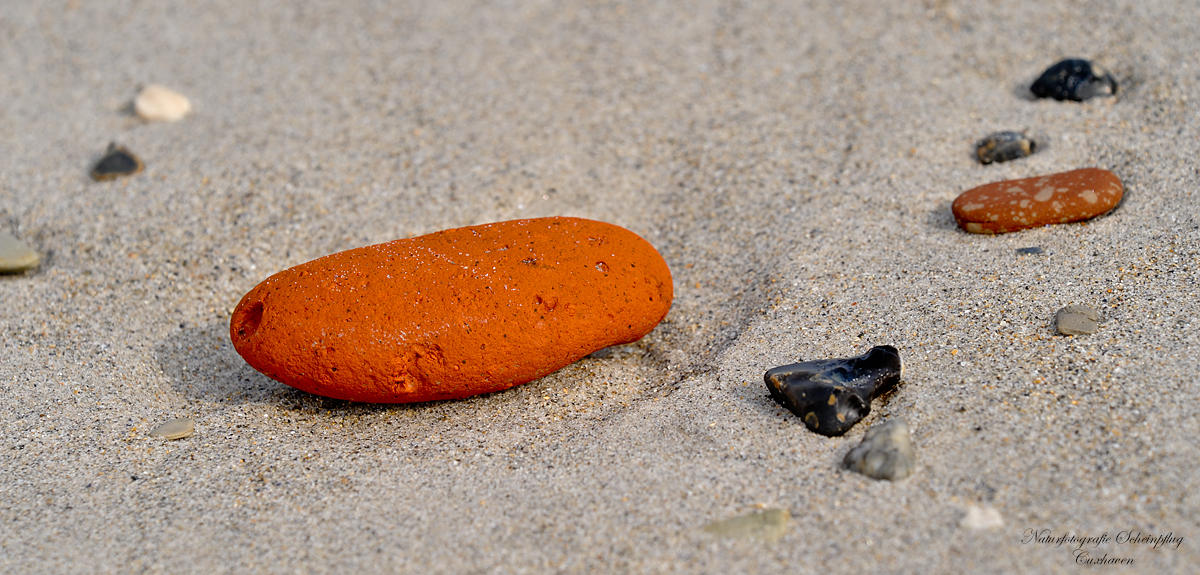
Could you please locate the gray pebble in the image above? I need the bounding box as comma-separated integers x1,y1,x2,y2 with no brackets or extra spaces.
1055,305,1098,335
843,419,914,481
976,131,1036,164
149,417,194,440
0,231,40,273
1015,246,1044,255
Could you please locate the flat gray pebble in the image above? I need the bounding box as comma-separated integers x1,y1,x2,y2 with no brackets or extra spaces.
149,417,194,440
1015,246,1044,255
843,419,914,481
0,231,40,273
1055,305,1098,335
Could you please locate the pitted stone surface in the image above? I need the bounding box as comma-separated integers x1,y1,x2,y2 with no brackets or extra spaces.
952,168,1122,234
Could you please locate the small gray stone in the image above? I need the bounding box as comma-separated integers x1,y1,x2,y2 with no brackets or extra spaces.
0,231,40,273
149,417,194,440
1015,246,1044,255
702,508,790,543
843,419,914,481
1055,305,1098,335
976,131,1036,164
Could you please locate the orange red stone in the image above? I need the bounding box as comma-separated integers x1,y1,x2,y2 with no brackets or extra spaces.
229,217,673,403
952,168,1123,234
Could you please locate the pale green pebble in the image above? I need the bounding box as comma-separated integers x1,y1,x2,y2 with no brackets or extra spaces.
149,417,194,440
702,508,790,543
0,231,39,273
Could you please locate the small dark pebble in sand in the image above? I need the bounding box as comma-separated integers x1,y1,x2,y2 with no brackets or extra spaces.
91,143,144,181
843,419,915,481
1016,247,1044,255
976,131,1036,164
1055,305,1098,335
764,345,902,437
1031,59,1117,101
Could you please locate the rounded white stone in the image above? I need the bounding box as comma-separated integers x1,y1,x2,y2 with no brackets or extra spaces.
135,85,191,122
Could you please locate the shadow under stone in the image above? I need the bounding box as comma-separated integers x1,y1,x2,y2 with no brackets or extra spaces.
154,321,351,411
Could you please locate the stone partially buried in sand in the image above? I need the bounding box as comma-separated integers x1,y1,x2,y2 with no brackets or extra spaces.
134,84,192,122
843,419,915,481
0,231,40,273
702,508,790,543
764,346,903,437
975,131,1036,165
1055,305,1098,335
1031,59,1117,102
90,143,143,181
952,168,1122,234
149,417,194,440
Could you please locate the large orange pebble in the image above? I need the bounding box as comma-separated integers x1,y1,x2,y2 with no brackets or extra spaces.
229,217,673,403
952,168,1123,234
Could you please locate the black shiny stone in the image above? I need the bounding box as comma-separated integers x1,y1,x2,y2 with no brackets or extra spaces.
90,143,144,181
1030,59,1117,101
976,131,1036,165
764,345,902,437
1016,246,1044,255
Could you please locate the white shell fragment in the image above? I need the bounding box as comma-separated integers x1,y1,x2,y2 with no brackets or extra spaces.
134,85,192,122
959,505,1005,530
149,417,194,440
702,508,790,543
0,231,40,273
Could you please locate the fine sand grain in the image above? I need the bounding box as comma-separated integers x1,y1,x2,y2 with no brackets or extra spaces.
1,1,1197,573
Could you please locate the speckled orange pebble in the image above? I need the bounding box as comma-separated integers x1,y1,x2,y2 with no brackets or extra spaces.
229,217,673,403
952,168,1123,234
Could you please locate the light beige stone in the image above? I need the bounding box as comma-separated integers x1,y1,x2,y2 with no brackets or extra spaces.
960,505,1005,530
0,231,39,273
135,85,191,122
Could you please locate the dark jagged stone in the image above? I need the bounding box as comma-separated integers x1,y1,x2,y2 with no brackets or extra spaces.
1030,59,1117,101
90,143,143,181
976,131,1035,164
764,345,902,437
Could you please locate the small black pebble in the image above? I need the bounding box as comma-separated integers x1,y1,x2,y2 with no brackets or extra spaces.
1030,59,1117,101
91,143,144,181
1016,246,1044,255
764,345,903,437
976,131,1036,164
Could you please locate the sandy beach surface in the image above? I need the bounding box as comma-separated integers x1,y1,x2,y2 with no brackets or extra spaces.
2,1,1198,573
